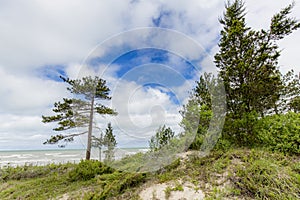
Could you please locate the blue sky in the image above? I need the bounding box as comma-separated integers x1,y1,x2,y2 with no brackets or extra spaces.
0,0,299,150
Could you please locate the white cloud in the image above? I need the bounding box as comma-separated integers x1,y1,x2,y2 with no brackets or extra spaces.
0,67,67,115
0,0,132,71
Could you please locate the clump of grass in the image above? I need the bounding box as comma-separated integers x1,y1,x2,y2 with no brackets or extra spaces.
85,172,147,199
234,158,300,199
0,162,76,181
184,148,300,199
67,160,113,182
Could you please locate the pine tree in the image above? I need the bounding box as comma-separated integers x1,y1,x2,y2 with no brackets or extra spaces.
42,76,117,160
103,123,117,162
180,73,224,149
214,0,300,143
149,125,175,151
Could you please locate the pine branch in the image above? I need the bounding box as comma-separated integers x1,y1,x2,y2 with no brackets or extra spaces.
43,131,88,145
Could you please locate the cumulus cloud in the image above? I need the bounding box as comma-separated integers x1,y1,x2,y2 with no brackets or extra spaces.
0,68,69,114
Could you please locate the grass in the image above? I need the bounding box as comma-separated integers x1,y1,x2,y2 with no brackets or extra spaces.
185,148,300,199
0,162,94,199
0,148,299,199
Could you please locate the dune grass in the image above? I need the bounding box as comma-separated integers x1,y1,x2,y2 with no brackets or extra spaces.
0,148,299,199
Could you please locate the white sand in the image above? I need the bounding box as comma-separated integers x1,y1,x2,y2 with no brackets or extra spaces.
139,181,204,200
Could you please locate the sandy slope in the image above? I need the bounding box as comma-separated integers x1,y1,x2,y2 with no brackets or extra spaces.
139,181,204,200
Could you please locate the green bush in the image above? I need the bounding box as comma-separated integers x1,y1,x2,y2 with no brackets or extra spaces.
222,111,259,147
68,160,113,181
214,138,233,151
85,172,146,199
254,112,300,155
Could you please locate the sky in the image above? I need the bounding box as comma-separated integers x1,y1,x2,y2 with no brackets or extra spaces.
0,0,300,150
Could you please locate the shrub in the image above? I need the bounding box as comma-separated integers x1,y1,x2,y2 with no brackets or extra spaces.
0,163,74,181
254,112,300,155
214,138,233,152
68,160,113,182
235,158,300,199
222,111,259,147
86,172,146,199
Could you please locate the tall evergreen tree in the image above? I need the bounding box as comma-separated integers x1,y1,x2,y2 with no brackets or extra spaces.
214,0,300,142
180,73,225,150
103,123,117,163
42,76,117,160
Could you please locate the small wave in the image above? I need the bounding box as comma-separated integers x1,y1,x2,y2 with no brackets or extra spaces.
55,154,79,158
45,153,62,156
0,154,20,159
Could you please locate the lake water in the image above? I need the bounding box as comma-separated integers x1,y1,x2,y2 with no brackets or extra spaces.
0,148,148,168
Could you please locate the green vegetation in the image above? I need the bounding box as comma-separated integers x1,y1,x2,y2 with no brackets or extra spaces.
1,149,299,199
102,123,117,163
254,112,300,155
164,182,184,199
180,0,300,150
67,160,113,182
180,73,213,150
0,160,146,199
92,122,118,163
149,125,175,152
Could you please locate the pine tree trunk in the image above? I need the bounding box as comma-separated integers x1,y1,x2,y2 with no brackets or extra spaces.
86,97,95,160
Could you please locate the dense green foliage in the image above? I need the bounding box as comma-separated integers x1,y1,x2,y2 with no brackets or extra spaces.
235,158,300,199
185,149,300,200
89,172,146,199
0,160,146,199
215,0,299,116
42,76,117,160
290,96,300,113
254,112,300,155
214,0,300,145
68,160,113,182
